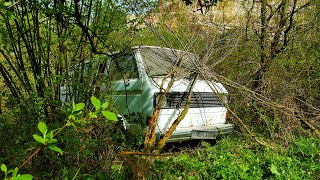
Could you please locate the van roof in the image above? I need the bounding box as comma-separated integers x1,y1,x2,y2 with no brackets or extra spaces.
132,46,196,55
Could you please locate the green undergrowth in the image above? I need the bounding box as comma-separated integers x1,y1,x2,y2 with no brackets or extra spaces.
148,135,320,180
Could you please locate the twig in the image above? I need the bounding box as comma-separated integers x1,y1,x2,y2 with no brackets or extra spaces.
7,0,21,9
18,147,42,169
18,123,68,170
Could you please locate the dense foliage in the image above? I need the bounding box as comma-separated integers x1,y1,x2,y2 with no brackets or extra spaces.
150,135,320,179
1,0,320,179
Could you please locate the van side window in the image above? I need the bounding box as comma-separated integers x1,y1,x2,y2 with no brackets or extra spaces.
109,53,139,81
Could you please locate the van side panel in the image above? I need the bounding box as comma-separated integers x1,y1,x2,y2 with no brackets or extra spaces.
112,79,142,117
110,51,143,123
135,49,155,119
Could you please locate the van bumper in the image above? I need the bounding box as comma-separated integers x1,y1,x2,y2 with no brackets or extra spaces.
124,123,234,142
162,124,234,142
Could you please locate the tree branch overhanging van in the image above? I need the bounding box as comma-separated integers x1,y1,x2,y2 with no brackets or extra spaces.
61,46,234,142
109,46,234,142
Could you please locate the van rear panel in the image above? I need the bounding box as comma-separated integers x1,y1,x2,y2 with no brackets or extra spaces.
156,107,227,133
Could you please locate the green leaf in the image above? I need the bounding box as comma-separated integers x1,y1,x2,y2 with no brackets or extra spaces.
1,164,7,173
4,2,12,7
89,112,98,119
48,139,58,144
270,164,280,176
74,119,85,124
66,121,73,127
33,134,45,144
101,111,118,122
91,96,101,111
46,131,53,140
14,174,33,180
49,145,63,155
70,114,76,120
8,12,15,20
101,101,109,109
74,103,85,112
38,122,47,135
12,167,18,177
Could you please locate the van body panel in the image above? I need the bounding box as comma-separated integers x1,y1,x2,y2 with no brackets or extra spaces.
111,79,142,118
62,46,234,141
157,107,227,133
167,124,234,142
150,78,228,94
115,46,233,141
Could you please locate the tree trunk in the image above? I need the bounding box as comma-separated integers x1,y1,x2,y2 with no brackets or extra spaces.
254,0,268,93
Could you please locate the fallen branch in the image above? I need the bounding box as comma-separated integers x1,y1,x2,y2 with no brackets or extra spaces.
204,78,276,149
216,74,320,138
296,114,320,137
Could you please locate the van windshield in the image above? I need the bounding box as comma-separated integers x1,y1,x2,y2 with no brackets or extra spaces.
140,47,198,78
109,53,139,81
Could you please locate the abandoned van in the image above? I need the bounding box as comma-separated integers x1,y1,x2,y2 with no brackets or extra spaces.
61,46,234,142
108,46,234,142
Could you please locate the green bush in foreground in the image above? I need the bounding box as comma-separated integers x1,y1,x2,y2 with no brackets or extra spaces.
150,136,320,180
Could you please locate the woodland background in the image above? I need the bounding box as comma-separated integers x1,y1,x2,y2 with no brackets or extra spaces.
0,0,319,179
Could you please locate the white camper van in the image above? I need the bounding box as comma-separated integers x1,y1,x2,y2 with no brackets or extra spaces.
62,46,234,142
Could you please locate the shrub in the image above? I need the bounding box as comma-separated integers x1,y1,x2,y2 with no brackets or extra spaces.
150,135,320,179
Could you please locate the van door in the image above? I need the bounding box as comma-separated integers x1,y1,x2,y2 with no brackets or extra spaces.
109,52,143,123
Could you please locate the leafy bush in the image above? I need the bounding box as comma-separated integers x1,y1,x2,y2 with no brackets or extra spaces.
0,96,123,179
150,135,320,179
